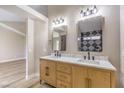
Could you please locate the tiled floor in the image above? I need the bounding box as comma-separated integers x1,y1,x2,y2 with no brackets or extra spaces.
0,60,26,88
7,77,54,88
0,60,53,88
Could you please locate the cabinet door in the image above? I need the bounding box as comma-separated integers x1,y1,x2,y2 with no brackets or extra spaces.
88,69,111,88
72,66,88,88
40,60,56,86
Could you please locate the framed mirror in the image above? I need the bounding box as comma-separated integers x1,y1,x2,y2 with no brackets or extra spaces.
52,25,67,51
77,16,104,52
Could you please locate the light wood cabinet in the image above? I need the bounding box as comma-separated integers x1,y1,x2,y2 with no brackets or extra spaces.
57,80,71,88
88,68,111,88
40,60,56,86
57,72,71,83
56,62,72,88
72,66,112,88
40,59,116,88
72,66,88,88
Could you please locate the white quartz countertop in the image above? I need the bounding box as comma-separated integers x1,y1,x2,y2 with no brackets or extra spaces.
40,56,116,71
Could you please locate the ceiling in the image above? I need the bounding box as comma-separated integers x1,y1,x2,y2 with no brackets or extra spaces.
0,7,25,22
0,5,48,22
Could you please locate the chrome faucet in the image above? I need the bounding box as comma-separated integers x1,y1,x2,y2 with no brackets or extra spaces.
88,52,90,60
88,52,95,60
54,50,61,57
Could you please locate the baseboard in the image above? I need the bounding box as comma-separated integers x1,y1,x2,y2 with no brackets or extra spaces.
25,73,40,80
26,74,35,80
0,57,26,63
35,73,40,77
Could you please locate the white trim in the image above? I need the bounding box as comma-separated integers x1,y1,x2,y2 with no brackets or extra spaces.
0,22,26,37
0,5,48,22
34,73,40,77
25,73,39,80
16,5,48,22
0,57,26,63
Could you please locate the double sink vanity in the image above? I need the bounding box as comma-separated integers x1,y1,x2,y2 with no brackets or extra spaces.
40,16,116,88
40,55,116,88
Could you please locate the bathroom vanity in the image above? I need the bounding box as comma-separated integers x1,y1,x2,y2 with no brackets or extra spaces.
40,56,116,88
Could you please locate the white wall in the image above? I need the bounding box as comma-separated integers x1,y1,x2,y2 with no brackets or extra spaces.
34,20,49,75
2,22,26,34
0,22,26,62
26,18,48,78
0,8,25,22
48,5,120,86
26,18,35,79
120,5,124,87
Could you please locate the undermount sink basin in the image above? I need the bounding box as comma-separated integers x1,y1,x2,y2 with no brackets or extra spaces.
77,59,100,65
48,56,100,65
48,55,64,59
48,56,58,58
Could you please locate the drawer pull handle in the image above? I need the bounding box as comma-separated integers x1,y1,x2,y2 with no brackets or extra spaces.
88,78,92,88
85,78,89,88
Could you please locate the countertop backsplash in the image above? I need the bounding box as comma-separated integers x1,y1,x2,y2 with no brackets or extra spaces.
51,51,109,61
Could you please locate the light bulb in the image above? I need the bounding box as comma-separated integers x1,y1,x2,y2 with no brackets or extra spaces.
52,20,56,25
56,19,60,24
80,10,83,14
60,18,64,23
77,37,80,41
92,5,98,14
80,10,85,17
86,8,90,16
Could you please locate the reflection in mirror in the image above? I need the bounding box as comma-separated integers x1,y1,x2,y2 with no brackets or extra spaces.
52,25,67,51
77,16,104,52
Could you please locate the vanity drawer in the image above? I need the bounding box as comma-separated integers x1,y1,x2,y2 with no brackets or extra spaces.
57,63,71,74
57,80,71,88
57,72,71,83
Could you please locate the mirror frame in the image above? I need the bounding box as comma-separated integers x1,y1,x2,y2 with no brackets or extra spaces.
52,25,67,51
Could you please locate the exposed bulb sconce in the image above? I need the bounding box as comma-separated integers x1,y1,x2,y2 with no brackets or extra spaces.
52,17,65,25
86,8,90,16
80,5,98,17
59,18,64,23
56,18,60,24
91,5,98,14
53,20,55,24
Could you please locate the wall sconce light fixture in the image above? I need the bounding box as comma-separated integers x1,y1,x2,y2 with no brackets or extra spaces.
80,5,98,17
52,17,65,25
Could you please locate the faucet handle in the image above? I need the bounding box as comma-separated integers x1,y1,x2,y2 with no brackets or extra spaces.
92,56,95,60
58,51,61,57
88,52,90,60
84,56,86,60
54,50,57,56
